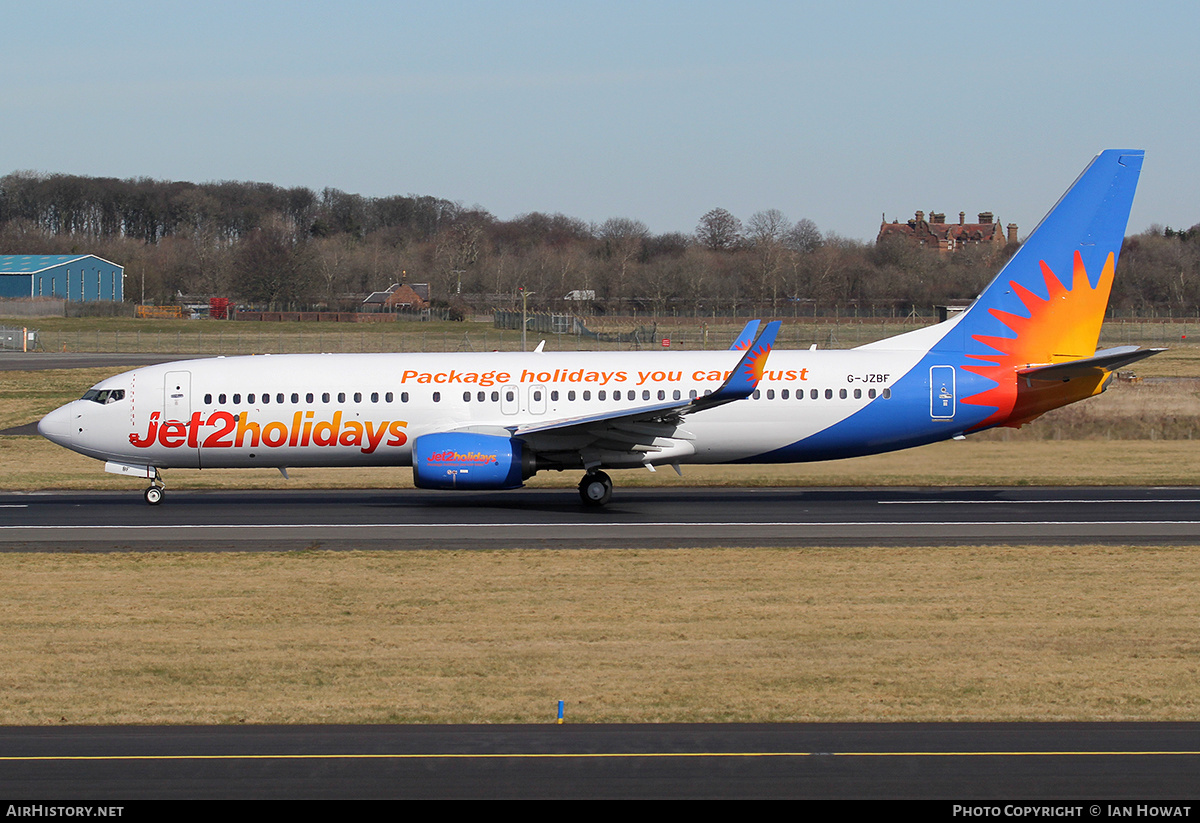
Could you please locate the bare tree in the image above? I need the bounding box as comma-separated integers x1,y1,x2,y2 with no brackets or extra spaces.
695,208,743,251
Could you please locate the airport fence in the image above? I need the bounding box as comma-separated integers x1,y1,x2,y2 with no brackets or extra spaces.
22,318,1196,356
0,326,38,352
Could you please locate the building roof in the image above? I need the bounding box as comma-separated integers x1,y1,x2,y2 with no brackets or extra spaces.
0,254,123,274
877,211,1014,251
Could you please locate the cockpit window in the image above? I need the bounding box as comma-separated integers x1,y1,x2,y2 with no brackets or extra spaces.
81,389,126,405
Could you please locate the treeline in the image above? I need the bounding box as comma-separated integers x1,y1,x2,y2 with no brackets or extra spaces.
1,171,1195,316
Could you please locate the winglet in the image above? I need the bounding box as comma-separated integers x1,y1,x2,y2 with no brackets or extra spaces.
691,320,780,412
729,320,761,351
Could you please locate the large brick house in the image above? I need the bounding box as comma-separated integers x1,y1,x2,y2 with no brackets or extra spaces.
877,211,1017,252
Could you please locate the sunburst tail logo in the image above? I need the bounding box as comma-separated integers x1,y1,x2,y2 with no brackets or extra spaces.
961,251,1116,428
932,150,1144,430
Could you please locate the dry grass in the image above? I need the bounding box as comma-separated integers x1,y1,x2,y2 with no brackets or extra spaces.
2,547,1198,725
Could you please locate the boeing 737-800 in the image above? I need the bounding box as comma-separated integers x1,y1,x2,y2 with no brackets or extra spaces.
38,150,1158,506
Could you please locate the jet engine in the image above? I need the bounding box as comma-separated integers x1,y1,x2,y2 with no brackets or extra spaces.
411,432,535,490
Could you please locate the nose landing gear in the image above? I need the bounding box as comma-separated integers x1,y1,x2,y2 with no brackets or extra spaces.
143,470,165,505
578,470,613,507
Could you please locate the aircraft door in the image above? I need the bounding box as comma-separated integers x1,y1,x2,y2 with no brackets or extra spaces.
163,370,200,467
930,365,955,419
501,384,519,415
164,371,192,418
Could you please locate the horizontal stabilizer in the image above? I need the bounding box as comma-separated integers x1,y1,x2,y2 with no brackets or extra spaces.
1016,346,1165,381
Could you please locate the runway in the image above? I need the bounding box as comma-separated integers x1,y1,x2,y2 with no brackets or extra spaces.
3,722,1200,799
1,485,1198,551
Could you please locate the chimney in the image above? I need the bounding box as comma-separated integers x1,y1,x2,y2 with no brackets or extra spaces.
1007,223,1018,243
915,210,925,223
959,212,965,225
930,212,945,224
978,212,993,224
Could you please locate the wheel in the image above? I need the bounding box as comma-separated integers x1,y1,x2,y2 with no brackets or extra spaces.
578,471,613,507
144,486,163,505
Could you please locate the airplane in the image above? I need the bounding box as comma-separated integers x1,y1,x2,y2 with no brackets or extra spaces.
38,150,1159,507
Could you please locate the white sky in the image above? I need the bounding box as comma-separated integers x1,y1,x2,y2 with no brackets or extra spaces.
4,0,1196,240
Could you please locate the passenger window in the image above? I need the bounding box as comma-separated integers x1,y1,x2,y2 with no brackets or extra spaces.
463,391,471,402
249,394,256,404
599,390,607,401
551,390,559,401
490,391,498,402
291,393,299,404
276,393,285,404
839,389,847,399
433,392,441,402
767,389,775,400
854,389,861,399
386,392,394,402
204,394,212,404
306,393,314,403
402,392,410,402
781,389,789,399
568,391,576,401
642,390,650,401
323,393,330,403
477,391,485,402
824,389,833,400
673,390,681,400
338,392,346,403
810,389,818,399
219,393,227,404
354,392,362,403
753,390,761,400
583,391,591,401
371,392,379,403
657,390,665,401
233,394,241,404
868,388,877,399
882,388,892,399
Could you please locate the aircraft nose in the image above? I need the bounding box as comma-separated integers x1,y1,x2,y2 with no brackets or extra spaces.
38,404,76,446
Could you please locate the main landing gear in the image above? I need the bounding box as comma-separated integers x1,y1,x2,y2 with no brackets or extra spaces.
578,470,613,507
143,470,165,506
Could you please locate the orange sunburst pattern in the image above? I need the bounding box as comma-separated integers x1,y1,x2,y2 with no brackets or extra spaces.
961,250,1115,428
742,340,772,382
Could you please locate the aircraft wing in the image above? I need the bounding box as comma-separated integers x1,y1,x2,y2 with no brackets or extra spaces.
508,321,781,460
1016,346,1165,381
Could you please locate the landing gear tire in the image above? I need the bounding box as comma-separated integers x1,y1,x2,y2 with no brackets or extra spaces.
144,486,163,505
579,471,613,507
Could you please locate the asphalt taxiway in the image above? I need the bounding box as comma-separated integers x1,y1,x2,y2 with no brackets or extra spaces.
3,722,1200,799
1,485,1198,551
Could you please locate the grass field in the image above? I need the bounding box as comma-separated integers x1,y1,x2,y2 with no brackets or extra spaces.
6,313,1198,354
3,546,1198,725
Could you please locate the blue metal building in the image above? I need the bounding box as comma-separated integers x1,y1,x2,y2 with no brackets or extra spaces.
0,255,124,301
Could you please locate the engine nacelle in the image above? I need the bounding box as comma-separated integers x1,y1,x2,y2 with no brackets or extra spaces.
411,432,531,490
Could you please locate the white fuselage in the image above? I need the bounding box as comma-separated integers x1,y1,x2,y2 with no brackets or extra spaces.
38,345,935,473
